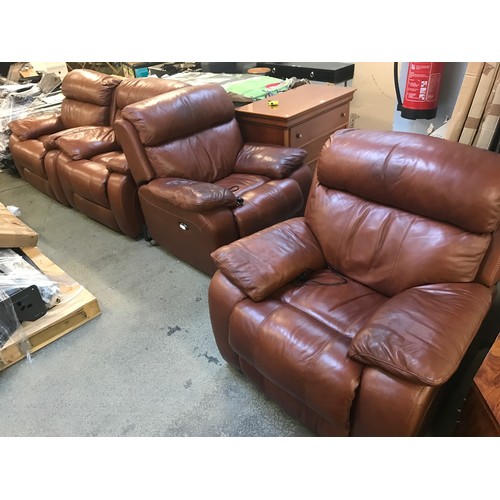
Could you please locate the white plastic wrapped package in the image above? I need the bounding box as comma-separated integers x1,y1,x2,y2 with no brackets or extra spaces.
0,248,60,309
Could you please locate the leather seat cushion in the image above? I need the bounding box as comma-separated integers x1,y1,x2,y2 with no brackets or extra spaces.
228,297,365,434
277,268,388,339
214,173,268,196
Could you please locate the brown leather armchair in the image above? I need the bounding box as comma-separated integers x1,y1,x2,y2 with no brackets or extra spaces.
8,69,122,204
50,77,189,239
114,84,312,274
208,129,500,436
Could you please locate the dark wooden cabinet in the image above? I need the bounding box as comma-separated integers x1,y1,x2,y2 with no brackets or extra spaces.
455,333,500,436
235,84,356,172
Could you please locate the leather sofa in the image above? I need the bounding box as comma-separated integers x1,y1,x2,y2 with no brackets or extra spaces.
115,84,312,274
8,69,122,204
208,129,500,436
50,77,189,238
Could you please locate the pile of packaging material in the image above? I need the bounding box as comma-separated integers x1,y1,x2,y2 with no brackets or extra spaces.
161,71,305,105
0,73,63,173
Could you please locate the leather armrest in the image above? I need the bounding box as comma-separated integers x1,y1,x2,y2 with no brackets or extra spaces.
349,283,494,386
106,153,129,174
8,113,63,140
211,218,325,301
55,126,119,160
147,178,238,212
42,125,104,151
234,143,307,179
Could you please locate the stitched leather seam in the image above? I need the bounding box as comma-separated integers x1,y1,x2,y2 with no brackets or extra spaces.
404,385,425,434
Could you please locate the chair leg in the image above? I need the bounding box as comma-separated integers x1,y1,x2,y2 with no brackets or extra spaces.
143,225,158,246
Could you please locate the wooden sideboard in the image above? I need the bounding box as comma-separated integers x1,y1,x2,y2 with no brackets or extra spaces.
235,84,356,172
455,333,500,436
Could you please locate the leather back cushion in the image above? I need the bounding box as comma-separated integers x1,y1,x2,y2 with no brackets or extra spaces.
61,69,122,106
144,121,242,182
122,85,242,182
114,78,189,117
318,129,500,233
60,99,110,128
307,129,500,295
60,70,122,129
306,187,490,296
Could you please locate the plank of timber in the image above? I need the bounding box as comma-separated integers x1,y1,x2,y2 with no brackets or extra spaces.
0,246,101,371
0,202,38,248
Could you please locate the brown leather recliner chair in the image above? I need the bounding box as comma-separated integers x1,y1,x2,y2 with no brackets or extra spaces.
208,129,500,436
114,84,312,274
50,78,189,239
8,69,122,204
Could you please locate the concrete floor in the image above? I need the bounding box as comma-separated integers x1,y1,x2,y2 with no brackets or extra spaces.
0,170,313,437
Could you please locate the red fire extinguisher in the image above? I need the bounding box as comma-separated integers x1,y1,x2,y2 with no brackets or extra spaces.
394,62,445,120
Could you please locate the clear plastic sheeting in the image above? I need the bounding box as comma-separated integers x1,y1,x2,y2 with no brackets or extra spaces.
0,249,60,309
0,288,20,348
0,73,63,172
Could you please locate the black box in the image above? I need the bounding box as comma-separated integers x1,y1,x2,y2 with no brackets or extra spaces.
258,62,355,84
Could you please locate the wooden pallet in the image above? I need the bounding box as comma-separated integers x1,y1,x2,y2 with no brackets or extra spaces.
0,202,39,248
0,246,101,371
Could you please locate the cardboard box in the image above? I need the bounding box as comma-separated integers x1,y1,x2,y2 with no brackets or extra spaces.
441,62,485,142
19,68,38,79
459,63,499,145
473,69,500,150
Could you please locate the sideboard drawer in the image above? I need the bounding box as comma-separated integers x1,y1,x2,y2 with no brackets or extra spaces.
289,103,349,148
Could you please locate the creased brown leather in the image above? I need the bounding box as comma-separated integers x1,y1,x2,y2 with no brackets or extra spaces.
56,126,118,160
349,282,493,385
211,218,325,301
146,178,237,212
234,143,307,178
9,113,63,140
208,128,500,437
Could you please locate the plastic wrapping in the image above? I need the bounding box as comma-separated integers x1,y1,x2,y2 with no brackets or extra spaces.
6,205,21,216
162,71,300,104
0,248,60,308
0,288,20,348
0,73,63,172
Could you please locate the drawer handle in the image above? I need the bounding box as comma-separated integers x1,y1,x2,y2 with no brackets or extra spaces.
341,112,347,117
296,132,303,139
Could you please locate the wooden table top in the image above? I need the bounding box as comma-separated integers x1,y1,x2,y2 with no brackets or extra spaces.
235,84,355,120
475,333,500,424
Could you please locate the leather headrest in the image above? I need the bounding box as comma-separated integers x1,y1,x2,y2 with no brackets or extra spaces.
121,84,235,147
317,129,500,233
61,69,122,106
115,78,189,110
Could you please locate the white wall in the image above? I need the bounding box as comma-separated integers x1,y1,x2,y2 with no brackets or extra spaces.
349,62,397,131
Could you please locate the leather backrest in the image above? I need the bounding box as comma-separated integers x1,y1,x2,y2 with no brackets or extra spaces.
306,129,500,295
60,69,122,129
120,84,243,183
112,77,189,122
